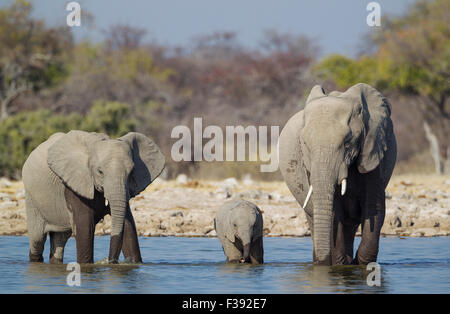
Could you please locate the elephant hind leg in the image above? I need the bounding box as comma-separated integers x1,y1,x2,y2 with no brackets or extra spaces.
49,230,72,264
26,195,46,262
29,233,47,263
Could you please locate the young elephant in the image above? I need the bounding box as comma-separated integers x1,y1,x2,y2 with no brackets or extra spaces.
22,130,165,264
214,199,264,264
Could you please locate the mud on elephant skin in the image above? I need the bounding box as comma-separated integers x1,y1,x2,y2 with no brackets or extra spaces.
22,130,165,264
278,83,397,266
214,199,264,264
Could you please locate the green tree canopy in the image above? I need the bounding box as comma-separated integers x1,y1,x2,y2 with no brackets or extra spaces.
82,100,136,138
0,101,136,178
314,0,449,119
0,0,72,120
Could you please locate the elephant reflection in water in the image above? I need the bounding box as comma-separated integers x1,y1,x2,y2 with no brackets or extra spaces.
25,263,142,292
283,264,387,293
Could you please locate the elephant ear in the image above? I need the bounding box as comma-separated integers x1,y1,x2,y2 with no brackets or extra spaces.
119,132,165,197
216,204,235,242
47,130,109,199
278,110,310,206
223,203,237,242
306,85,327,104
344,83,392,173
225,218,236,243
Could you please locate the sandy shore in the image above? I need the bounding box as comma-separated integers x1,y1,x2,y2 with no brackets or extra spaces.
0,175,449,237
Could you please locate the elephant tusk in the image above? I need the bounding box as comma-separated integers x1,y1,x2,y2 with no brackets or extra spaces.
341,179,347,196
302,185,313,209
276,140,280,167
105,199,109,207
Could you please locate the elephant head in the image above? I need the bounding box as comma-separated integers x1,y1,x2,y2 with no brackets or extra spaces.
219,201,263,263
299,83,393,264
47,130,165,262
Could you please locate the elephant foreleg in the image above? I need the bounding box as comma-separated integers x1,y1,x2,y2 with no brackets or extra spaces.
121,208,142,263
72,205,95,263
354,180,385,265
331,197,348,265
65,187,96,263
331,219,349,265
333,196,359,265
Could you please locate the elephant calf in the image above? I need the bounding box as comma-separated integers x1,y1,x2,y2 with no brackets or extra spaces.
214,199,264,264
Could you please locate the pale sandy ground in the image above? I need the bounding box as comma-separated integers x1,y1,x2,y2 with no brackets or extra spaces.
0,175,449,238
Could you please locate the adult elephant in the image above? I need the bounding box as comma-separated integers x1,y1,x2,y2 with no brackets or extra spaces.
22,130,165,264
278,83,396,265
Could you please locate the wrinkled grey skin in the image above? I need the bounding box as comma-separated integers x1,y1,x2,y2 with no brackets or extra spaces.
214,199,264,264
22,130,165,264
278,83,396,265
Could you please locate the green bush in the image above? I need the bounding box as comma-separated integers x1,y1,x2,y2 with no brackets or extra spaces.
0,110,82,178
0,100,136,178
82,100,136,138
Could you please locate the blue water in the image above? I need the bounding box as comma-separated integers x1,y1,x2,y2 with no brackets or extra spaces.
0,236,449,293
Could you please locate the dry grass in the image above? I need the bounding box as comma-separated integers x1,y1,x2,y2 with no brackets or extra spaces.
1,174,449,237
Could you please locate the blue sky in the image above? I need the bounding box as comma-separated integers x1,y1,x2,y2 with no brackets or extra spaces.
4,0,417,57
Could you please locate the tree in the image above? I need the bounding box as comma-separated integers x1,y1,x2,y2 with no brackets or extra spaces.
0,0,71,121
103,24,147,50
0,100,136,177
375,0,449,121
0,109,82,178
82,100,136,138
314,0,450,173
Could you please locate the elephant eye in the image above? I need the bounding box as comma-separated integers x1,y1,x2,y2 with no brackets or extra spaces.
356,106,362,115
97,168,104,176
343,136,352,149
301,139,310,152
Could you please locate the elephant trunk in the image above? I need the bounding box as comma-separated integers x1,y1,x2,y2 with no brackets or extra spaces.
240,243,251,263
239,232,252,263
311,160,337,266
105,180,129,263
